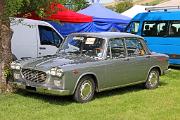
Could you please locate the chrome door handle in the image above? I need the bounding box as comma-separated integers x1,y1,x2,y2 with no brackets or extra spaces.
39,47,46,50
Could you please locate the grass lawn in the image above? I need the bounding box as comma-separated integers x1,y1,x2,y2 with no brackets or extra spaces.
0,69,179,120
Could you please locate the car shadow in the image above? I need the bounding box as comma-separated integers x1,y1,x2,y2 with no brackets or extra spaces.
94,84,145,99
169,66,180,70
14,89,74,106
14,81,168,104
95,81,168,99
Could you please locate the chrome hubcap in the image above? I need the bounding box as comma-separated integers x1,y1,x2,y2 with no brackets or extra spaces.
148,71,158,86
80,81,92,100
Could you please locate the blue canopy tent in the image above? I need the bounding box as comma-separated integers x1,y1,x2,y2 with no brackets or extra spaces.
78,3,130,24
49,3,131,37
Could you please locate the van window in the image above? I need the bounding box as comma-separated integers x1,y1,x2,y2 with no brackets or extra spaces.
126,21,140,34
38,26,63,47
169,21,180,36
142,21,168,36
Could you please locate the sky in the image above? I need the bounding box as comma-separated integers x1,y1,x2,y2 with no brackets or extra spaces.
88,0,114,3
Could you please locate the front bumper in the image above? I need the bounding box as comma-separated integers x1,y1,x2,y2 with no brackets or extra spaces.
12,81,70,96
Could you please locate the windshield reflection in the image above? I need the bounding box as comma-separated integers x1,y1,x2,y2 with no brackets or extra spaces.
59,35,105,58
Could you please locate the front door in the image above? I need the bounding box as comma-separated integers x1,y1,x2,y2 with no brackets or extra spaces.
103,38,129,89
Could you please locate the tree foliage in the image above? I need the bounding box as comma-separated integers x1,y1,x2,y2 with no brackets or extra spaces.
115,0,133,13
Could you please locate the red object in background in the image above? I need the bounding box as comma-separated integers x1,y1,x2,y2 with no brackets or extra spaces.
17,3,93,23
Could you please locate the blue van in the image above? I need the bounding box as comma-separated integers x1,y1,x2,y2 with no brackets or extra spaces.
125,7,180,66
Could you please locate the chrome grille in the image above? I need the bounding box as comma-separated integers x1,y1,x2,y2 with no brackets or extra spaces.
21,69,47,83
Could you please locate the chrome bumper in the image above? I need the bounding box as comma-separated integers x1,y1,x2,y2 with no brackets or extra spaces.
13,82,70,96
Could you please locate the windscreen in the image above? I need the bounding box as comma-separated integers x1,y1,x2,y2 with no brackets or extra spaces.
59,35,105,58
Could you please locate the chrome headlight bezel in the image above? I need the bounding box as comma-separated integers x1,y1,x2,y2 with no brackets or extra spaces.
11,62,21,70
49,67,63,77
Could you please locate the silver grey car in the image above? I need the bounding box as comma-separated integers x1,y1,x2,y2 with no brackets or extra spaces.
11,32,169,103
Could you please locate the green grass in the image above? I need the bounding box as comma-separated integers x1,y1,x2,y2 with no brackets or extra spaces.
0,69,180,120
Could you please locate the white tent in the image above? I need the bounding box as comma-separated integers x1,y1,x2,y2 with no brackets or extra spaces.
121,5,152,18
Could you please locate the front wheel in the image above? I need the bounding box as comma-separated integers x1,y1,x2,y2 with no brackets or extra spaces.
73,76,95,103
145,69,160,89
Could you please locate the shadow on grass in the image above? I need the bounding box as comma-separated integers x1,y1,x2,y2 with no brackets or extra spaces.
169,66,180,70
14,81,168,104
14,89,74,106
95,84,144,99
95,81,168,99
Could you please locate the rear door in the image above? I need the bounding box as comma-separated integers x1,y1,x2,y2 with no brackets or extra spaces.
37,25,63,57
123,37,151,84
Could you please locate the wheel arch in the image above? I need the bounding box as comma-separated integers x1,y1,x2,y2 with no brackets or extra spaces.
73,72,99,94
146,65,161,82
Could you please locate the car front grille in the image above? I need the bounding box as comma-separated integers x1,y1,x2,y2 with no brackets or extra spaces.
21,69,47,83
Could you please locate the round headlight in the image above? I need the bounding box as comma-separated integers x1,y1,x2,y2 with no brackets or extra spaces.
49,67,63,77
11,62,21,70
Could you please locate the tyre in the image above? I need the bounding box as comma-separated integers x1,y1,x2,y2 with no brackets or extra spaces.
73,76,95,103
145,69,160,89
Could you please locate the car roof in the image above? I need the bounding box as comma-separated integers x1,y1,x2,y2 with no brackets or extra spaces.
70,32,143,39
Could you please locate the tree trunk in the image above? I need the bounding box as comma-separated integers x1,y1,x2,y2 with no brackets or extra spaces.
0,0,13,93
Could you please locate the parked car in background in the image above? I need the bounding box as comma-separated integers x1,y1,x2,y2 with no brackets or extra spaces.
11,32,169,103
125,6,180,66
11,18,64,60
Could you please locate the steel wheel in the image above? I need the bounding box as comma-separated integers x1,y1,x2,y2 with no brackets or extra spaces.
145,69,159,89
80,80,93,100
74,76,95,103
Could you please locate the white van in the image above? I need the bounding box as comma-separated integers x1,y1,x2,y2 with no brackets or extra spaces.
11,18,64,60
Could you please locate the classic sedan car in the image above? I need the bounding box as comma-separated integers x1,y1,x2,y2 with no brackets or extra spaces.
11,32,169,103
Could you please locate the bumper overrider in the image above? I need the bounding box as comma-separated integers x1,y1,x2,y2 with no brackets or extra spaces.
12,79,70,96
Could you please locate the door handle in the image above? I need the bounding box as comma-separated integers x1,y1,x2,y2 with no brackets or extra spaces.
39,47,46,50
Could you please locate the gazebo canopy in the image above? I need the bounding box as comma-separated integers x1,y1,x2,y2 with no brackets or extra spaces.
78,3,130,24
17,3,93,23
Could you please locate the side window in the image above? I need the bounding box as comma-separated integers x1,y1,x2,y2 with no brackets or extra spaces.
126,21,140,34
38,26,63,47
169,21,180,36
107,38,125,59
142,21,168,36
125,38,146,57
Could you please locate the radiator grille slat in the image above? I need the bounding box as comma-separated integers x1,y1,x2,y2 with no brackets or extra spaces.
21,69,47,83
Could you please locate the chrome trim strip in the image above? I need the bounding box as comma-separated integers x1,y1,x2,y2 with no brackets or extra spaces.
98,80,145,92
